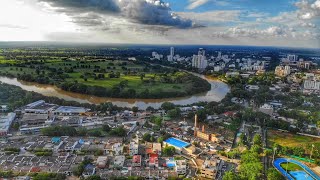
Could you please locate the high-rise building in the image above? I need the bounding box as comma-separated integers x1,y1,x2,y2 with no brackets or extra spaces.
284,65,291,75
217,51,222,59
167,47,175,61
287,54,298,62
275,65,291,77
170,47,174,57
192,48,208,70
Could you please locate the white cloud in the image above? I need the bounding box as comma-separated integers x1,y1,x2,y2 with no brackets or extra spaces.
177,10,241,24
295,0,320,19
186,0,210,10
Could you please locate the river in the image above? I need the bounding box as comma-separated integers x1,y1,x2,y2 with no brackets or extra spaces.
0,75,229,109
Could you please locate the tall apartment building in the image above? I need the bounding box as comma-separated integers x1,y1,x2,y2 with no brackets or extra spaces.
275,65,291,77
192,48,208,70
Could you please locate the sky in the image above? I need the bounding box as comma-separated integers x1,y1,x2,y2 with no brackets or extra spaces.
0,0,319,48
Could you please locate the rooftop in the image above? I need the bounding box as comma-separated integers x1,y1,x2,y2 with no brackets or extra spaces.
133,155,141,164
55,106,87,113
164,137,190,148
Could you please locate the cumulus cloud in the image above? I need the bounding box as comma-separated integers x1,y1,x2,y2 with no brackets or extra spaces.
119,0,192,28
187,0,210,10
301,22,317,28
38,0,192,28
295,0,320,19
177,10,241,24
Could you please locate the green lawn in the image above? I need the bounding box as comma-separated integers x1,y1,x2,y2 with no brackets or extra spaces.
268,130,320,148
280,162,303,171
69,73,186,93
0,59,209,98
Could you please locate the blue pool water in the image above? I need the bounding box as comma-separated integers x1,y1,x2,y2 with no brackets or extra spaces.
166,158,176,168
273,158,320,180
289,171,315,180
164,137,190,148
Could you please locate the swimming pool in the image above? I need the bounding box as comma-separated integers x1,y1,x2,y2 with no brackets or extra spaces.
164,137,190,148
289,171,314,180
166,158,176,168
273,158,320,180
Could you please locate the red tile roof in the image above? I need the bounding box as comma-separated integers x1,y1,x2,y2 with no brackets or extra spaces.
133,155,141,163
149,154,158,164
30,166,41,173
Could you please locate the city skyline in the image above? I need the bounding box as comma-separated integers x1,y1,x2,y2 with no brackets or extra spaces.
0,0,320,48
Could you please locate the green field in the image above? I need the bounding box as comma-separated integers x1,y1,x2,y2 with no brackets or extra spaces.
268,130,320,148
0,58,210,99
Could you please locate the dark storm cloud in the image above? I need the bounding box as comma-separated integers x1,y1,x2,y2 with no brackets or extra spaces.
38,0,120,13
71,13,105,27
38,0,193,28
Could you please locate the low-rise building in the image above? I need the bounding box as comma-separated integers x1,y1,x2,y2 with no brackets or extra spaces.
132,155,141,167
200,159,219,179
259,103,274,115
129,142,139,156
0,113,16,136
152,143,162,155
149,153,159,168
175,160,187,175
96,156,108,169
113,155,125,168
20,113,49,134
54,106,88,116
0,105,8,112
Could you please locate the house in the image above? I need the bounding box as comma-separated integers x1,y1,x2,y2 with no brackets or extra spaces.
152,143,162,155
112,143,123,155
200,159,219,179
149,154,159,168
259,104,274,115
175,160,187,175
96,156,108,169
246,85,260,91
0,105,8,112
129,142,139,156
51,137,61,144
132,155,141,167
113,156,125,168
82,164,96,178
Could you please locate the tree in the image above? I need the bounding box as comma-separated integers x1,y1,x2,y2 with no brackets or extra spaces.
197,109,207,121
88,129,102,137
143,133,152,142
102,124,111,132
109,126,126,137
146,106,155,112
157,136,164,144
239,162,263,180
85,175,101,180
132,106,139,113
223,171,239,180
239,151,262,180
162,146,175,156
161,102,175,111
167,108,181,118
253,134,262,146
267,168,285,180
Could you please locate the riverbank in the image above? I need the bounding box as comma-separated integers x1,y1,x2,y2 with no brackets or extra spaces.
0,60,210,99
0,75,230,109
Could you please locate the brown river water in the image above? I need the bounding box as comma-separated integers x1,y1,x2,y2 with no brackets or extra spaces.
0,75,229,109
